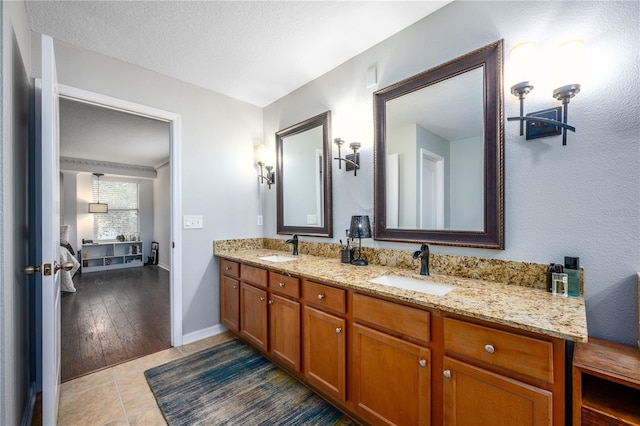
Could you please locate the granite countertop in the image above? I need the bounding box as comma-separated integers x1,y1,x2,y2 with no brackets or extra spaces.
215,248,588,342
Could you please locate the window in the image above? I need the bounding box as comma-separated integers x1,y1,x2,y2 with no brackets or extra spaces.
92,178,139,240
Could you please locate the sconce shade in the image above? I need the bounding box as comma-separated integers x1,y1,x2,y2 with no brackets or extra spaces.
349,215,372,239
88,203,108,213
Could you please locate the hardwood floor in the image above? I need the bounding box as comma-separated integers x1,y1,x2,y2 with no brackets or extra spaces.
61,265,171,382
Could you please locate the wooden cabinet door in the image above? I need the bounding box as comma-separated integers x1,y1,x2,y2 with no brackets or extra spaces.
240,283,268,351
353,324,431,426
443,357,552,426
303,306,346,401
269,293,300,372
221,276,240,332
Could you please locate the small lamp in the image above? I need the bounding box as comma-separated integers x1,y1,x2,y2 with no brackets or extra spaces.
88,173,108,213
349,215,371,266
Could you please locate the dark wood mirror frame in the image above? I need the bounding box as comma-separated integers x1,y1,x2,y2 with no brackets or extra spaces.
276,111,333,237
373,40,504,249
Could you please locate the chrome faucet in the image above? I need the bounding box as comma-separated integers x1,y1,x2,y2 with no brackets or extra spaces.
285,234,299,256
412,244,430,276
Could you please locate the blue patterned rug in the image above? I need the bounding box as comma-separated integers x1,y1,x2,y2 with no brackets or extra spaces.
144,339,355,425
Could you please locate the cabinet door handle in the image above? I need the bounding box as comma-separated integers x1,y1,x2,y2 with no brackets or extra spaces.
318,294,325,300
418,359,427,368
484,344,495,354
279,282,285,288
259,296,265,302
268,300,273,305
335,327,342,334
443,370,451,379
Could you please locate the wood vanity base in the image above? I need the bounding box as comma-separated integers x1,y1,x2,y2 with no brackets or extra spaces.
219,258,568,425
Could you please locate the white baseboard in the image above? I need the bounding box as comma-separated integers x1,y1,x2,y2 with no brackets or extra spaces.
158,262,170,271
181,324,228,345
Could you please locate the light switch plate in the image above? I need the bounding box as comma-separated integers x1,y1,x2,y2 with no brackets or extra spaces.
183,215,203,229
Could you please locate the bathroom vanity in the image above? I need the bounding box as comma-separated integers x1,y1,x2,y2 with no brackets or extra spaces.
216,246,587,425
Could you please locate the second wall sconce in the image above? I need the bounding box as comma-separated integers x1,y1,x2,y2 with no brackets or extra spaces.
334,138,361,176
507,40,583,146
255,144,275,189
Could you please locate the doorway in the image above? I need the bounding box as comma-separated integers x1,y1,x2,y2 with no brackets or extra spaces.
57,84,183,379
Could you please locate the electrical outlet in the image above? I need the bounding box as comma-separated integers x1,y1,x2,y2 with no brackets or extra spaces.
183,215,203,229
257,215,263,226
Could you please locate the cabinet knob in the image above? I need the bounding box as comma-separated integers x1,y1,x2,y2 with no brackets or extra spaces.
418,359,427,368
335,327,342,334
225,266,231,271
443,370,451,379
484,344,495,354
259,296,265,302
318,294,325,300
268,300,273,305
279,282,285,288
233,285,237,289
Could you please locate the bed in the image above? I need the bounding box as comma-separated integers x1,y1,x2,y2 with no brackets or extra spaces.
60,224,80,292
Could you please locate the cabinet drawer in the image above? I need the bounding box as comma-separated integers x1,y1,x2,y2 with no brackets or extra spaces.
444,318,553,384
269,272,300,299
220,259,239,278
353,293,430,344
241,264,267,288
303,280,346,314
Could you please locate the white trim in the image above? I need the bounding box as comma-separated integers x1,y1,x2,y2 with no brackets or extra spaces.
57,84,184,347
419,148,445,229
157,262,170,271
181,324,228,346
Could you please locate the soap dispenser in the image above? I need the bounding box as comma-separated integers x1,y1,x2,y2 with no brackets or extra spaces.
564,256,581,297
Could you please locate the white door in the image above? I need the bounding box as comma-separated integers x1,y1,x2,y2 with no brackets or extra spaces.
40,34,62,426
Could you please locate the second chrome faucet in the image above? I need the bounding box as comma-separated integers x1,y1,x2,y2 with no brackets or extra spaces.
412,244,430,276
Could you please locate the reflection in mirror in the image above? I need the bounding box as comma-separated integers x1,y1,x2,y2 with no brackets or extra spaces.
385,67,484,231
276,111,332,237
374,40,504,248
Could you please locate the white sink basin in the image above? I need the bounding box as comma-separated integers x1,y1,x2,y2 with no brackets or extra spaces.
369,275,455,296
258,255,298,263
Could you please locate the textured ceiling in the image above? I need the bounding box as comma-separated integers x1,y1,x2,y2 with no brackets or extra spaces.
25,0,451,107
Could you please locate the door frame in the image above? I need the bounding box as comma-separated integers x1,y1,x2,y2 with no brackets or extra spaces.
58,84,183,346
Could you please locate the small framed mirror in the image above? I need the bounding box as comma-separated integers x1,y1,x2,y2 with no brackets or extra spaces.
276,111,333,237
374,40,504,248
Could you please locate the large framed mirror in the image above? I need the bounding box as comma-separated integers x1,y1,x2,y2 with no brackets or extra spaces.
276,111,333,237
374,40,504,249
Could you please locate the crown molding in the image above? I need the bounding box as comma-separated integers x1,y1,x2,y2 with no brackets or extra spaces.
60,157,157,178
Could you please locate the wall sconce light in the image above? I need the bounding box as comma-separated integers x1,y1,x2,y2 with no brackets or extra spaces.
88,173,108,213
255,144,275,189
507,40,583,146
257,162,275,189
334,138,361,176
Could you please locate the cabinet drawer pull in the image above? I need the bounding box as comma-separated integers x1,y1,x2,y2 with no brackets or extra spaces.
259,296,265,302
279,282,285,288
268,300,273,305
335,327,342,334
443,370,451,378
225,266,231,271
484,344,495,354
418,359,427,368
318,294,325,300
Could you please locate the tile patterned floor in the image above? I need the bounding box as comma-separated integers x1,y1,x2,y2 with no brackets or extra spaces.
57,331,234,425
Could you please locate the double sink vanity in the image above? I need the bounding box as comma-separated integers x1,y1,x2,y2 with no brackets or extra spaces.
215,242,587,426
